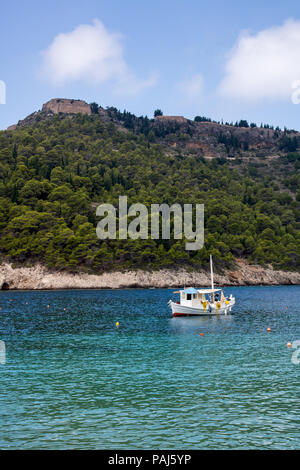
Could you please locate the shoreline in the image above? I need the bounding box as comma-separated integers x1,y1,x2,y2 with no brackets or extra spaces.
1,260,300,290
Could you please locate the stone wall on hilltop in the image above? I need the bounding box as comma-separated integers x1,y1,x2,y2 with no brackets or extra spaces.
155,115,188,123
42,98,91,115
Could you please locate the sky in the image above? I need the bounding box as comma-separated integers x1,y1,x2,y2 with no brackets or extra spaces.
2,0,300,130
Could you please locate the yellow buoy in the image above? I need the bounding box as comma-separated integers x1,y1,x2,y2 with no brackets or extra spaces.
116,321,119,327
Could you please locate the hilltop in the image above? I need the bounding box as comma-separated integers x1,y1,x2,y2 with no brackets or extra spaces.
7,98,300,160
0,98,299,282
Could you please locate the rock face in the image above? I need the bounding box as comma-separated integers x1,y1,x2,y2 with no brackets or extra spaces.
42,98,91,115
0,260,299,290
152,118,297,159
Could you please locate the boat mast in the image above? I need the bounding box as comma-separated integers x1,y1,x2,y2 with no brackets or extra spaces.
210,255,215,303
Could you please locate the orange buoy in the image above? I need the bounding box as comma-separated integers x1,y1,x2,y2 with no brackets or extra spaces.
267,327,271,332
200,333,204,336
287,342,292,348
47,305,50,308
63,308,66,311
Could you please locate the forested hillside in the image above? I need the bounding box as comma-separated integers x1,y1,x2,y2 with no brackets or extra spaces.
0,103,299,273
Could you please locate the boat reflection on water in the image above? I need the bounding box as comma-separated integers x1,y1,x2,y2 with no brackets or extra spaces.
170,313,234,332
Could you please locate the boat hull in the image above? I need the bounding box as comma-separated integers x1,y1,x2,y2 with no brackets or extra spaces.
169,299,235,316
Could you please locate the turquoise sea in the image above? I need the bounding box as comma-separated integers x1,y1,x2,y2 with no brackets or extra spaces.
0,286,300,449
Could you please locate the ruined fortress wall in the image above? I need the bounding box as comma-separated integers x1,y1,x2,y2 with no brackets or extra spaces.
42,98,91,115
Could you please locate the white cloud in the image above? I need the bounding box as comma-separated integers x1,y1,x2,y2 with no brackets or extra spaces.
40,19,157,94
219,19,300,101
177,74,204,99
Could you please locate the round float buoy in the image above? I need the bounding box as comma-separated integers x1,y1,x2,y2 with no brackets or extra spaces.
116,321,119,327
63,308,66,311
287,342,292,348
267,327,271,332
200,332,204,336
47,305,50,308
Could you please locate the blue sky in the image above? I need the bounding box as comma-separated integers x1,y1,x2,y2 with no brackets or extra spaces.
2,0,300,130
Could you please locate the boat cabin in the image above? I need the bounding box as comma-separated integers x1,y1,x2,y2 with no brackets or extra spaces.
179,287,223,307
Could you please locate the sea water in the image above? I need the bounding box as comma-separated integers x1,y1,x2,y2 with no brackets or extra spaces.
0,286,299,449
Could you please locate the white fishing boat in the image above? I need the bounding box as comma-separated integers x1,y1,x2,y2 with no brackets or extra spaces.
168,255,235,316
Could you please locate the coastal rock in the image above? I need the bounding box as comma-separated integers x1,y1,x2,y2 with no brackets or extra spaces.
0,260,299,290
